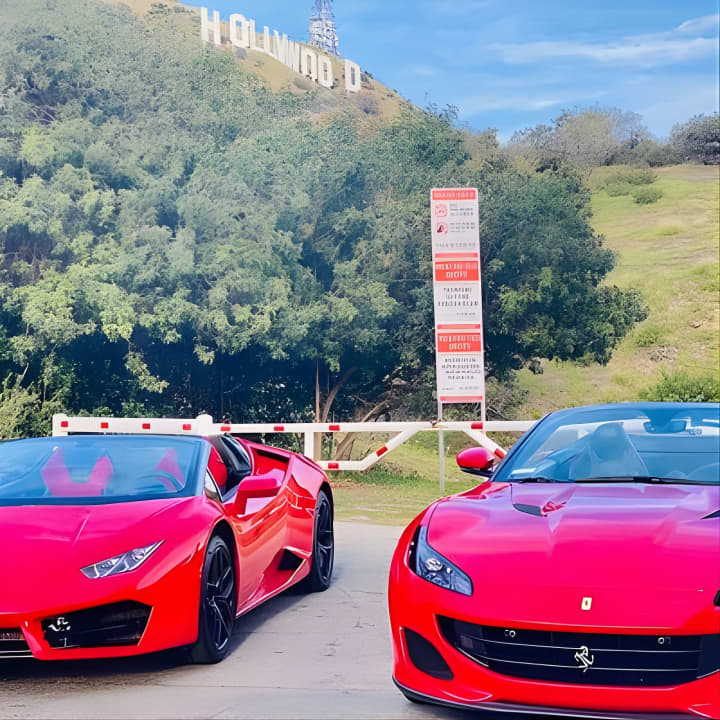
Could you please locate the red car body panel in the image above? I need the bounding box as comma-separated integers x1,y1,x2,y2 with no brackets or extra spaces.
0,435,330,660
389,480,720,719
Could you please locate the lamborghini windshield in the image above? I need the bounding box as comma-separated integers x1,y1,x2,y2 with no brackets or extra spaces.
0,436,204,505
495,404,720,485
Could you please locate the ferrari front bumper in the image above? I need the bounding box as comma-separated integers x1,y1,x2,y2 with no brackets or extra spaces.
389,571,720,719
393,678,699,720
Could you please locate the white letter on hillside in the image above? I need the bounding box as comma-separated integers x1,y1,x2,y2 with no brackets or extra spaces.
201,8,222,46
345,59,361,93
287,41,301,73
258,25,274,57
249,19,257,50
302,49,318,82
274,31,290,65
229,14,250,48
318,55,333,89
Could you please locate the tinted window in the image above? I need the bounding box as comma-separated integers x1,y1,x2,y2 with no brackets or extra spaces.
496,405,720,485
0,436,203,505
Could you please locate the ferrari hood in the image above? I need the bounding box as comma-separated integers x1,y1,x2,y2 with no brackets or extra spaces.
427,482,720,628
0,498,198,614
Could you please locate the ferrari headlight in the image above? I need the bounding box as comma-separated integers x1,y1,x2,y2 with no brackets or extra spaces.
81,541,163,579
410,526,473,596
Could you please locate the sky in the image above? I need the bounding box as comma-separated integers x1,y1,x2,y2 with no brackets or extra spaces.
186,0,720,142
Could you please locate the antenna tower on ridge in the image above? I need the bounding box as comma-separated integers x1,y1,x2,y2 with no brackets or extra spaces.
308,0,339,56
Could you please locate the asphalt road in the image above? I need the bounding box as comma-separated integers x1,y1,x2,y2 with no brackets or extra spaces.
0,522,476,720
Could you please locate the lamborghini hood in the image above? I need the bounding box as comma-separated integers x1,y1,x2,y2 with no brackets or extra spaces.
0,498,200,614
426,482,720,629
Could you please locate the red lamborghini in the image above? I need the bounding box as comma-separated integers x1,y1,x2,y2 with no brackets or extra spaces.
389,403,720,719
0,432,334,663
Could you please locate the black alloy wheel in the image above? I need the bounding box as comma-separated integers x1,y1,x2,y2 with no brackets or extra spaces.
189,534,236,663
302,489,334,592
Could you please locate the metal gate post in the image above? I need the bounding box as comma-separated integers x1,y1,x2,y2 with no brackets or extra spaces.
304,430,316,461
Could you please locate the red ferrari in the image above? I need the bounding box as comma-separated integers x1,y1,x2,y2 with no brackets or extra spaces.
0,432,334,663
389,403,720,719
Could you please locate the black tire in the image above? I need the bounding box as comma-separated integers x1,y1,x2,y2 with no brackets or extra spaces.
189,534,236,664
301,488,334,592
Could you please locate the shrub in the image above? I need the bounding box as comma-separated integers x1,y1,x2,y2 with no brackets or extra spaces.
606,169,656,186
603,169,656,197
605,181,632,196
625,169,657,185
630,139,678,167
632,186,663,204
635,324,664,347
640,369,720,402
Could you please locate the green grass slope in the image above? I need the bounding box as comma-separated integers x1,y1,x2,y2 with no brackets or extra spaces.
518,164,719,414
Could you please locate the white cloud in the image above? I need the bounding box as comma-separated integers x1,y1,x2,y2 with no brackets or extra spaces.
675,14,719,35
456,89,606,116
489,15,719,67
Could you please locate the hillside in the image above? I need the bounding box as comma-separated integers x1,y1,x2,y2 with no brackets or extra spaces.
110,0,410,125
518,164,719,414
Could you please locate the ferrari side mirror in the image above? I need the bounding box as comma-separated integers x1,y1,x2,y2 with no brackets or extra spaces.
456,447,496,478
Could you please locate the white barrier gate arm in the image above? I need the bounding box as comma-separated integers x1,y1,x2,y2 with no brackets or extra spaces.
52,414,536,473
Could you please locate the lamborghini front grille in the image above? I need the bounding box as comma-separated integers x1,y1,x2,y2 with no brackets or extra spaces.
0,628,32,658
42,601,151,649
439,617,720,687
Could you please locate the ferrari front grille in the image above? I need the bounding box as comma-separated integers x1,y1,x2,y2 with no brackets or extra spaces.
0,628,32,658
41,601,151,649
438,617,720,687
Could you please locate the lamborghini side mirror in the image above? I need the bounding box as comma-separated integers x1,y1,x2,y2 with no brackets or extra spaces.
456,447,496,478
233,472,282,514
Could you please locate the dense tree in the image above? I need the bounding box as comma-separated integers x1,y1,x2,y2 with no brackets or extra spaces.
0,0,647,436
510,107,652,169
670,114,720,165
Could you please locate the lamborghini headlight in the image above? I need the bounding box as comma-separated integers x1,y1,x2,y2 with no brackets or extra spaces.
409,526,473,596
81,541,163,579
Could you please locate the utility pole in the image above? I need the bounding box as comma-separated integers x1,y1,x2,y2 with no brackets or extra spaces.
308,1,339,56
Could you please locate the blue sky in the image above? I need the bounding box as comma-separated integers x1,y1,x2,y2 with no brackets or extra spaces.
186,0,720,141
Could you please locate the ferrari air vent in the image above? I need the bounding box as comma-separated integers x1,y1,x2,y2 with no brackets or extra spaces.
439,617,720,687
42,601,151,649
0,628,32,658
403,628,453,680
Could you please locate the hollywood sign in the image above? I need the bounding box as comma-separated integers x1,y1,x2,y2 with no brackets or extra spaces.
200,8,362,93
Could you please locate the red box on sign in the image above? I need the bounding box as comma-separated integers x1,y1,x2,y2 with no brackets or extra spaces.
434,261,480,282
437,333,483,353
432,189,477,201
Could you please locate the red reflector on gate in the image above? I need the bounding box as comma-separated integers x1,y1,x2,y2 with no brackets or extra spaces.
329,424,340,432
471,422,484,430
100,422,109,429
274,425,285,432
328,462,340,470
377,446,388,457
494,448,506,459
142,423,151,430
221,425,231,432
60,421,69,428
183,424,192,431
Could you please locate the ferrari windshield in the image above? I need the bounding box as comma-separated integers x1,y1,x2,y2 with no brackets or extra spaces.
495,404,720,485
0,436,204,505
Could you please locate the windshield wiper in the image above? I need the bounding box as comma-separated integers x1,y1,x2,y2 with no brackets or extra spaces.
513,476,563,483
574,476,709,485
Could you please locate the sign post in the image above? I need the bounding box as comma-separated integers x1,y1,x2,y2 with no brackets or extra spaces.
430,188,485,490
